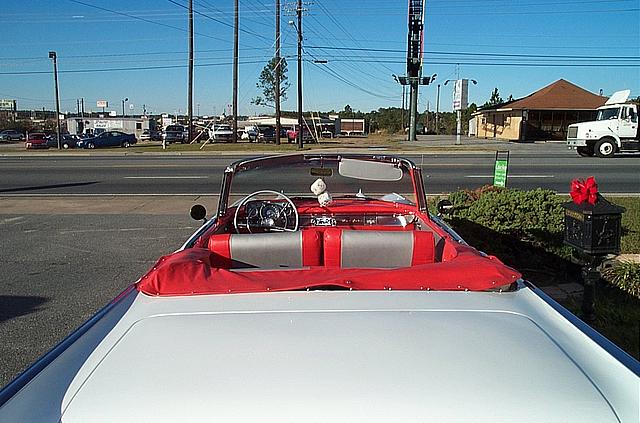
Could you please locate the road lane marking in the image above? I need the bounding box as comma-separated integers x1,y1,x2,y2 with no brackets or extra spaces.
465,175,555,178
123,176,209,179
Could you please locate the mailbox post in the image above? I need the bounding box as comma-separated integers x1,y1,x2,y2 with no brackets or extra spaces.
562,178,625,322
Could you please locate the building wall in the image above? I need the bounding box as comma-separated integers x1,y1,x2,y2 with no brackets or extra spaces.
474,111,523,141
473,108,598,141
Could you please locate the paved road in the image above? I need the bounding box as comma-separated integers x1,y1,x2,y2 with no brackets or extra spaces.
1,151,638,195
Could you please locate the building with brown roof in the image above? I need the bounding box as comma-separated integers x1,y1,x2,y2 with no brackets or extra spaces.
471,79,607,141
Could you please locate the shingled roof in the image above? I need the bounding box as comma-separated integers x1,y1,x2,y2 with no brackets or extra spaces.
492,79,607,111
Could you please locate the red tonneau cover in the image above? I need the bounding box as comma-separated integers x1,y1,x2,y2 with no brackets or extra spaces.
136,246,521,296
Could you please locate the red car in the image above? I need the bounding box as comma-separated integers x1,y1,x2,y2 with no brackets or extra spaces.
24,133,49,149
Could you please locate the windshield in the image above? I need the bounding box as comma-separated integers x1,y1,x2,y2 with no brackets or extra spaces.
229,157,416,205
596,108,620,121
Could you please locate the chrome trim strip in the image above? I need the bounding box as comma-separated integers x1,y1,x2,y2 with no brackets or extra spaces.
429,214,468,245
0,285,137,407
182,217,218,250
524,281,640,376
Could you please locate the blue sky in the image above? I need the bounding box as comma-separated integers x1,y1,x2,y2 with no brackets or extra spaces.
0,0,638,116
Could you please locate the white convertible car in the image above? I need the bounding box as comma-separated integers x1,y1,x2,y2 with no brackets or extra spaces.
0,154,638,422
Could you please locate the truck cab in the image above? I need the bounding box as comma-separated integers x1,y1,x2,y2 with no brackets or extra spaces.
567,90,639,157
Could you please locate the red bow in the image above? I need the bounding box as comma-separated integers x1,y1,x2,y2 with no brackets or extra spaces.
570,176,598,205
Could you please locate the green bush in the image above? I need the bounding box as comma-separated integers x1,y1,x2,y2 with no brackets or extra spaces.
602,261,640,299
448,186,565,247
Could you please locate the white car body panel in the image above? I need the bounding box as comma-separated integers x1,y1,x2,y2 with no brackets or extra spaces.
1,288,638,422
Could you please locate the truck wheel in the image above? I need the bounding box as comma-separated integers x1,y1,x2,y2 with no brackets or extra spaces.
595,138,616,158
576,146,594,157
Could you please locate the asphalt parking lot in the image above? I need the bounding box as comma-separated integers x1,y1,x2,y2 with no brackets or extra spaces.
0,208,200,387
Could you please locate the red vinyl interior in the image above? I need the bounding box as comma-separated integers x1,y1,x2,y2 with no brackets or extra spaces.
136,240,521,296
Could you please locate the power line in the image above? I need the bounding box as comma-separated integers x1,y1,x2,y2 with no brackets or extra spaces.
306,45,640,61
67,0,230,43
0,60,273,75
166,0,270,41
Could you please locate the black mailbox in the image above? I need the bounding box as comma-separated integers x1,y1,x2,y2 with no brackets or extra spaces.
563,194,625,256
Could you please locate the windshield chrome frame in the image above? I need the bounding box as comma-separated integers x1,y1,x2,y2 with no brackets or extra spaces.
216,154,428,219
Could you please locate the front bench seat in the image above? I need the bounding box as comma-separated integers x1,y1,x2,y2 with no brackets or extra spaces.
208,231,322,269
324,228,435,268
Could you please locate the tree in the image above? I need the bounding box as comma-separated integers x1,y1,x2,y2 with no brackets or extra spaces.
251,57,290,108
482,88,504,108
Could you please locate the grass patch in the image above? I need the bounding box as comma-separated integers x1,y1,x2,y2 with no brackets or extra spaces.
561,283,640,359
614,197,640,254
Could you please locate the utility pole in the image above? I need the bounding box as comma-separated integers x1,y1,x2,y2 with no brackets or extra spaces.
275,0,281,145
81,98,84,119
48,51,61,150
401,86,405,132
435,83,440,134
188,0,194,143
232,0,239,142
296,0,303,149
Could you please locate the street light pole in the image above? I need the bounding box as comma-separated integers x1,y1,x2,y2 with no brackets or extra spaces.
48,51,62,150
122,97,128,117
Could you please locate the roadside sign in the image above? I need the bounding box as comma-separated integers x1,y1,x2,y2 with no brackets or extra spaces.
97,100,108,108
453,79,469,111
493,151,509,187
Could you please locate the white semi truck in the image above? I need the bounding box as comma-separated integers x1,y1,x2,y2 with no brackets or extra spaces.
567,90,639,157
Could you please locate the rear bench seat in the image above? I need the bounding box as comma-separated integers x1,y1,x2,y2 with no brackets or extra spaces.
208,230,322,269
324,228,435,268
207,228,435,270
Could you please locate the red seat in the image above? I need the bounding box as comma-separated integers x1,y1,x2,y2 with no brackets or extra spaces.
324,228,435,268
208,230,322,269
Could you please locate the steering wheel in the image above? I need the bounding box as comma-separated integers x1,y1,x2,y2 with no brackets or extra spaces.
233,190,299,233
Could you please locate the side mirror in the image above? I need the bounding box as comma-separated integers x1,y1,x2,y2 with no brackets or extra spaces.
436,199,454,217
190,204,207,221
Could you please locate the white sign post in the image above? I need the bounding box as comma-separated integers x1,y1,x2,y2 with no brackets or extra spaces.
452,79,470,145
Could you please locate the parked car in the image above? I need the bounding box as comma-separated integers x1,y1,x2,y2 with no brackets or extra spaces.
163,125,187,144
1,154,637,422
140,130,151,141
46,134,78,149
76,131,137,149
257,125,288,143
209,124,234,142
241,125,259,142
24,133,48,149
0,129,25,142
